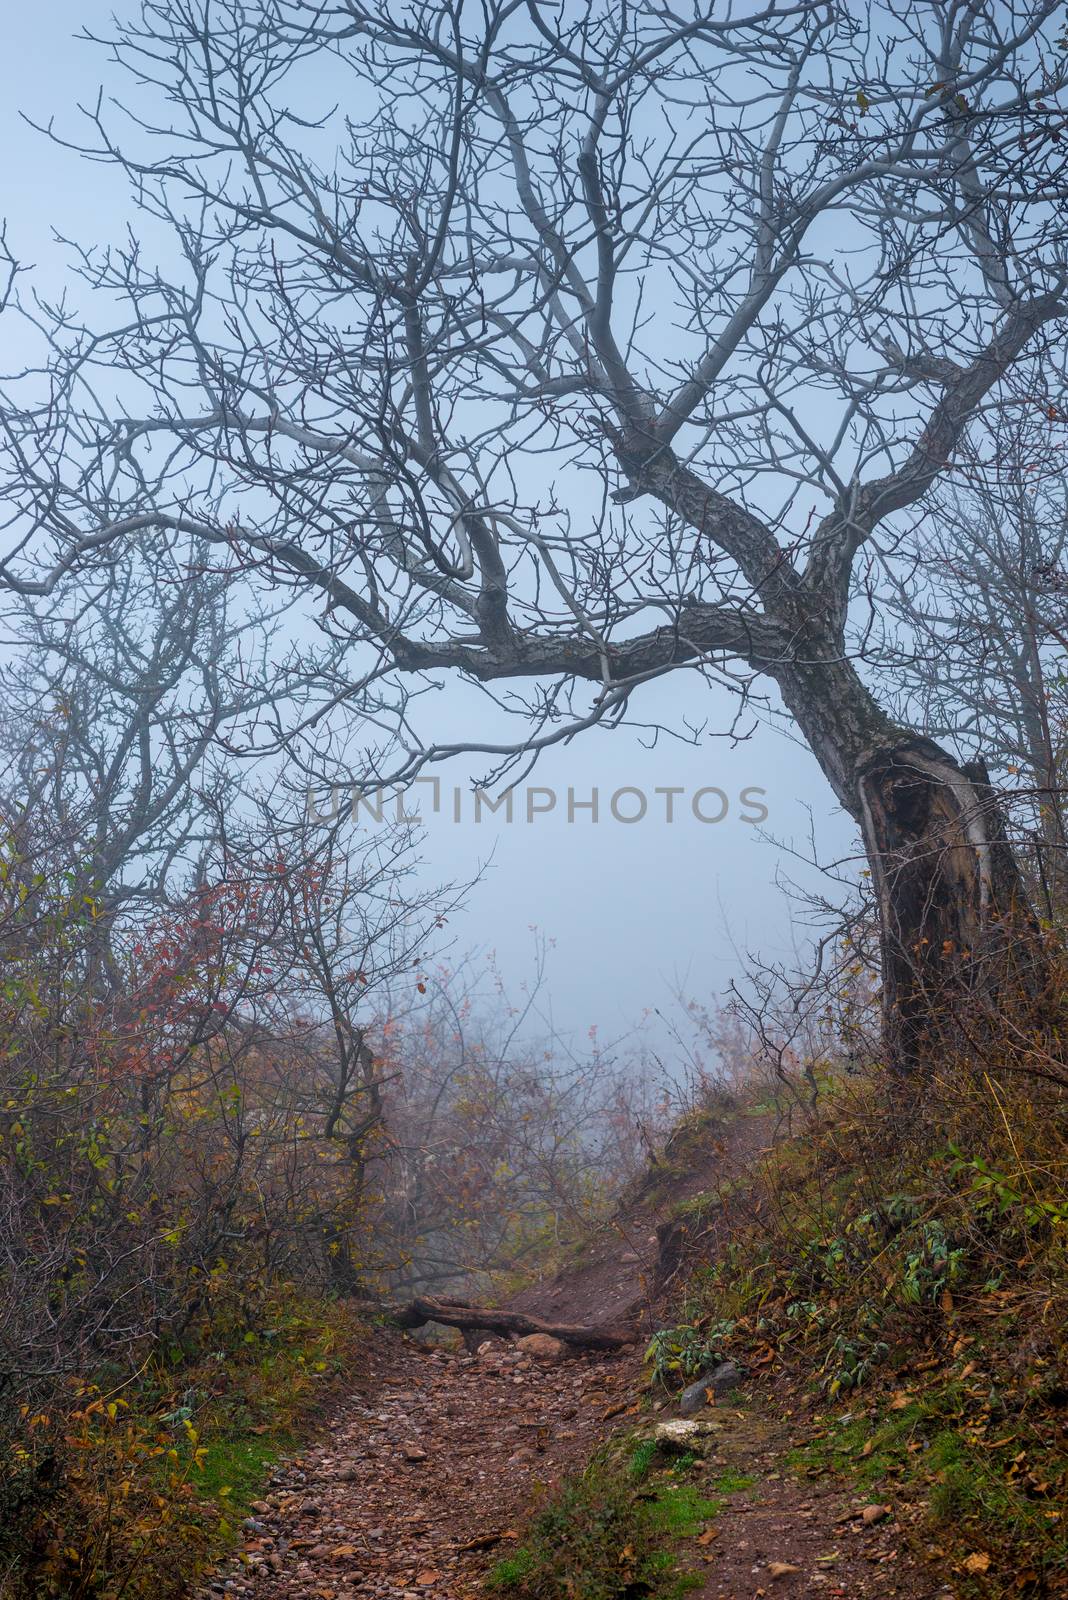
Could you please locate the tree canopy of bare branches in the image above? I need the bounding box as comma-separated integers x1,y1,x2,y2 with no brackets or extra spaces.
3,0,1068,1061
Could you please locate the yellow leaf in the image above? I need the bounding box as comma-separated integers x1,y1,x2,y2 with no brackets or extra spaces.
963,1552,991,1574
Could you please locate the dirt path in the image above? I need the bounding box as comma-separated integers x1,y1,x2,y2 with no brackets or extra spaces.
201,1337,638,1600
685,1404,947,1599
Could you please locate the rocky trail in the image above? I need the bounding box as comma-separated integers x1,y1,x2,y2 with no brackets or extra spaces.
201,1337,634,1600
200,1115,950,1600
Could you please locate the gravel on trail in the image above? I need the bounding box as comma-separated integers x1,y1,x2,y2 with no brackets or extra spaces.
201,1336,636,1600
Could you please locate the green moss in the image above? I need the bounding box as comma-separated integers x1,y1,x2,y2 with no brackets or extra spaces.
710,1469,755,1495
646,1480,721,1537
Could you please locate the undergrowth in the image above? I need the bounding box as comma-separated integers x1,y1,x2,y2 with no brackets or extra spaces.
786,1388,1067,1591
488,1436,729,1600
0,1290,364,1599
667,1050,1068,1594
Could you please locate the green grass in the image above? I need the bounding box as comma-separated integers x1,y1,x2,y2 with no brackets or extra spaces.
629,1438,658,1478
488,1441,723,1600
709,1468,754,1495
194,1428,295,1518
491,1550,536,1587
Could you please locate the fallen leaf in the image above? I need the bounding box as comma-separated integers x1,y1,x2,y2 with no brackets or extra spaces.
416,1571,441,1586
455,1532,504,1553
768,1561,801,1579
861,1504,891,1525
697,1527,719,1545
963,1552,992,1575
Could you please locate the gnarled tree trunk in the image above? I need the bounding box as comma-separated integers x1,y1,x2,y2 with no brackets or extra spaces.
857,740,1044,1064
778,656,1049,1071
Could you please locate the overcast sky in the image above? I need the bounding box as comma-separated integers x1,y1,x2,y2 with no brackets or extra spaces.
0,7,859,1053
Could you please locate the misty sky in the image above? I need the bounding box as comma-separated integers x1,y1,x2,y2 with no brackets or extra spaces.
0,7,859,1050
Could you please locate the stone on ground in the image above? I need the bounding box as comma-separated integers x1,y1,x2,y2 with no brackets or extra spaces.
516,1333,568,1363
677,1358,742,1414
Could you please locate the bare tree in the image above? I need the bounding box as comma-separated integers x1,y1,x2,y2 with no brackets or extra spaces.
0,537,460,1361
2,0,1068,1064
0,535,274,926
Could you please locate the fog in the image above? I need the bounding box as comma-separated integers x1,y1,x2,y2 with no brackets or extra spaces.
0,6,858,1046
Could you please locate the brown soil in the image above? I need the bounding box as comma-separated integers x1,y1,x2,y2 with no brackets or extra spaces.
682,1404,947,1599
509,1102,781,1335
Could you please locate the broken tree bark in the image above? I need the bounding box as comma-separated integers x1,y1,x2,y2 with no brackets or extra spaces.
388,1295,631,1351
778,652,1052,1071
